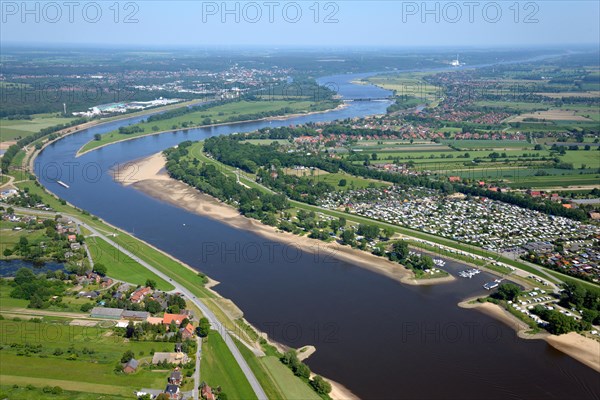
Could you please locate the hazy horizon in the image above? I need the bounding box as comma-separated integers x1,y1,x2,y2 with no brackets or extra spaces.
1,1,599,47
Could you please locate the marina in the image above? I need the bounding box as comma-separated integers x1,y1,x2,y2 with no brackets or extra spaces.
458,268,481,279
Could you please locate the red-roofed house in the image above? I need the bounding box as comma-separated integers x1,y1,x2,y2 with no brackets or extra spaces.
162,313,188,326
181,323,195,340
130,287,152,304
448,176,461,183
201,385,216,400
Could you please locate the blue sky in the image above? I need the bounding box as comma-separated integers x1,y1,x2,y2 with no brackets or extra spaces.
1,1,599,47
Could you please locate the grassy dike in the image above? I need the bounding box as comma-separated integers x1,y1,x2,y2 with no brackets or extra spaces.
6,111,322,400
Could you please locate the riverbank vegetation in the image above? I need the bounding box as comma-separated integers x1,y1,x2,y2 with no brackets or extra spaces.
78,79,341,155
196,126,598,284
164,141,452,280
481,281,600,335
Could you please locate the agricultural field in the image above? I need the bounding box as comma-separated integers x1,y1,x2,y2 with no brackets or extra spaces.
535,91,600,99
503,173,600,189
340,137,599,189
559,151,600,169
314,172,390,190
508,109,594,122
0,114,75,142
242,139,291,146
0,219,47,258
473,100,551,112
0,384,130,400
353,139,436,147
0,320,175,397
366,71,440,102
443,139,535,150
351,143,452,153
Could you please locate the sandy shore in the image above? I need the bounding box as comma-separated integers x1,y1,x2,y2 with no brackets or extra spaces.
325,378,360,400
546,332,600,373
459,298,600,373
119,152,446,287
297,345,317,361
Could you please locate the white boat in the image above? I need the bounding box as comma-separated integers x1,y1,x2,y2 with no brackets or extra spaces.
56,180,70,188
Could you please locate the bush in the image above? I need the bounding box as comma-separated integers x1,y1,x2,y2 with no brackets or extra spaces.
493,283,521,302
311,375,332,394
121,350,135,363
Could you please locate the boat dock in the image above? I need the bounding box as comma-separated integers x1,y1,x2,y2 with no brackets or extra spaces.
458,268,481,279
483,282,499,290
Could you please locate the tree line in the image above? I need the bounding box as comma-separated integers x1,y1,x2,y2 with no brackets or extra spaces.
204,128,589,221
163,141,289,223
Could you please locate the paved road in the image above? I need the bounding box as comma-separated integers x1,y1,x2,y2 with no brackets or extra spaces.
4,204,268,400
194,336,202,400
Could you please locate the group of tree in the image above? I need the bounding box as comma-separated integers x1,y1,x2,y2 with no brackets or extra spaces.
386,240,435,271
9,268,66,309
118,125,144,135
164,141,289,222
195,317,211,337
492,283,521,302
559,282,600,325
280,350,332,395
531,306,592,335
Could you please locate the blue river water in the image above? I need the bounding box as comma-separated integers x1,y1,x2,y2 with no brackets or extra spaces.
33,71,599,399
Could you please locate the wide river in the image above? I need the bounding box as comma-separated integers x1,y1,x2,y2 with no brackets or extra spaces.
34,72,599,399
